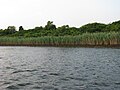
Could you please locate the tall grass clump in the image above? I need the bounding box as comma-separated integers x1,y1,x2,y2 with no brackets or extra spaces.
0,32,119,47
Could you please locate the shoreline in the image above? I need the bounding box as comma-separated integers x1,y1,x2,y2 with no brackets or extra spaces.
0,44,119,48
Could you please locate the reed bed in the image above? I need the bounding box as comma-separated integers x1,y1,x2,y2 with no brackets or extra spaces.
0,32,120,47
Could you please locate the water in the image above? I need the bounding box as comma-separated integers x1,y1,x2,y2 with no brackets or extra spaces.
0,46,120,90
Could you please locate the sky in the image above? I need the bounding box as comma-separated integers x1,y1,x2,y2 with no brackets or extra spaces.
0,0,120,29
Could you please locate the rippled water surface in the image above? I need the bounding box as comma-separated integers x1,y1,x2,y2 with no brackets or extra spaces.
0,46,120,90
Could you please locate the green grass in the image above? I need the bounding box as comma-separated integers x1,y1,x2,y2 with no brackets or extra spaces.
0,32,119,47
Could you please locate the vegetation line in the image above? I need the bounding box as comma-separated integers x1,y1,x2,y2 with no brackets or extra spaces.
0,32,119,47
0,20,120,47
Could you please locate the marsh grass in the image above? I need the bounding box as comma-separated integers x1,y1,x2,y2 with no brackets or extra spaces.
0,32,119,47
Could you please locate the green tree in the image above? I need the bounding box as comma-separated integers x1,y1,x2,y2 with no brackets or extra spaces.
19,26,24,31
80,23,106,33
56,25,70,36
44,21,56,30
4,26,16,34
105,20,120,32
34,26,43,32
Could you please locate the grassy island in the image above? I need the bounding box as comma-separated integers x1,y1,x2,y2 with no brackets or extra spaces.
0,20,120,47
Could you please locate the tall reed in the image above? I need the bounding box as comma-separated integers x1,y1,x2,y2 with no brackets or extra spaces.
0,32,119,47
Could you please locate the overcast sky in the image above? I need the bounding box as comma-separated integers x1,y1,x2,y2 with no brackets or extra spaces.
0,0,120,29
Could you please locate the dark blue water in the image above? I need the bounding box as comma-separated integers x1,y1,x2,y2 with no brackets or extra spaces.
0,47,120,90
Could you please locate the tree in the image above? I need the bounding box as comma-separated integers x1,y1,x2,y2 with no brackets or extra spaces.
44,21,56,30
34,26,43,31
19,26,24,31
80,23,106,33
105,20,120,32
56,25,70,36
4,26,16,34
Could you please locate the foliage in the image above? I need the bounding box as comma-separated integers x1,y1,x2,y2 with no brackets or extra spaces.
44,21,56,30
105,20,120,32
0,20,120,37
19,26,24,31
80,23,106,33
0,32,119,46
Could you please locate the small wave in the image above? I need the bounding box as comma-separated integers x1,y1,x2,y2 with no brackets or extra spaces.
12,69,37,74
6,85,19,89
3,82,11,85
12,70,24,74
66,77,87,81
32,86,42,89
49,72,60,76
17,83,32,86
5,67,16,70
9,78,19,82
25,69,37,72
60,78,70,81
115,82,120,85
92,82,109,87
39,81,47,84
